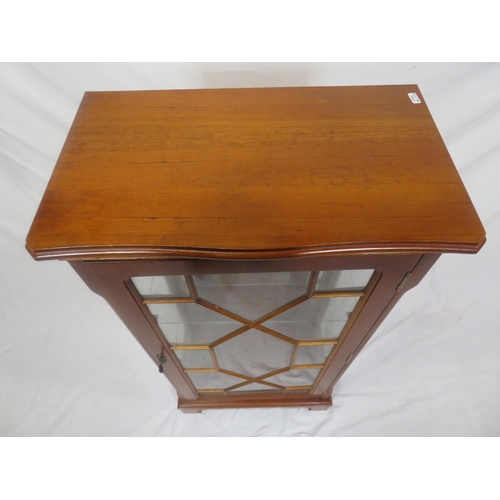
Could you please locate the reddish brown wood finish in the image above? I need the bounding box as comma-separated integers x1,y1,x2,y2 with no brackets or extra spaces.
27,86,486,412
26,86,485,261
178,394,333,412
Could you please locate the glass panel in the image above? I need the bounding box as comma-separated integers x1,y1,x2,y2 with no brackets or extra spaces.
315,269,374,291
132,275,190,297
188,372,244,390
228,382,280,393
215,329,294,378
196,272,310,286
147,303,243,344
193,272,309,321
262,320,345,341
175,349,213,369
263,369,321,387
262,296,359,341
294,345,333,366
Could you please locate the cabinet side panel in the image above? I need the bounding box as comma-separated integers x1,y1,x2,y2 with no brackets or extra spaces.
322,253,441,395
70,261,198,401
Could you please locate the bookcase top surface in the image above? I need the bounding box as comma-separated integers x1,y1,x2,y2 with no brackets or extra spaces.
26,85,485,260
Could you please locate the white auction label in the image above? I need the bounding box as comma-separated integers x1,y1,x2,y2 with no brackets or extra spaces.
408,92,421,104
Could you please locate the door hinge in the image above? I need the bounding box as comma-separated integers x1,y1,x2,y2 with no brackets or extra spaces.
396,272,412,293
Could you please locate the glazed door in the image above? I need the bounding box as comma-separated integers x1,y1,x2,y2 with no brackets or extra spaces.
130,269,376,397
73,254,427,411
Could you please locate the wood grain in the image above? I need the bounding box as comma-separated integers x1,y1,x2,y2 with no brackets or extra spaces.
27,86,485,261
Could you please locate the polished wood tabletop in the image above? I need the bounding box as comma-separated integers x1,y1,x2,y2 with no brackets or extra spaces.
26,85,486,261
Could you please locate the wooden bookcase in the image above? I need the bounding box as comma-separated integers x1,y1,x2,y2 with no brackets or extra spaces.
26,86,485,412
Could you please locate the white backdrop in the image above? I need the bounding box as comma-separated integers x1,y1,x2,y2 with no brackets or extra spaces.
1,62,499,436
